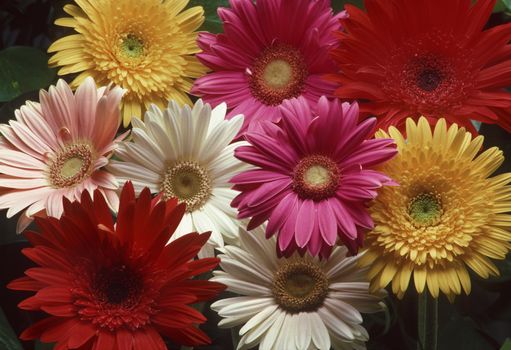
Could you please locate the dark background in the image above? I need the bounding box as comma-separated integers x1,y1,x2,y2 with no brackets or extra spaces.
1,1,511,349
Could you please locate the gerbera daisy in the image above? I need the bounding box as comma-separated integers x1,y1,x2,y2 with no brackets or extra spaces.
361,117,511,300
329,0,511,134
191,0,343,134
0,77,126,232
107,100,248,256
48,0,206,126
211,226,386,350
8,182,225,349
231,96,397,257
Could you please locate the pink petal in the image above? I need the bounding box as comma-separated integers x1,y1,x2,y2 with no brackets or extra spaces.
294,199,315,248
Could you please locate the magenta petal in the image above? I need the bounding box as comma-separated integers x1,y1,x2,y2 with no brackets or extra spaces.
330,200,357,240
317,201,337,246
307,216,322,256
277,199,300,251
294,199,315,248
268,192,298,238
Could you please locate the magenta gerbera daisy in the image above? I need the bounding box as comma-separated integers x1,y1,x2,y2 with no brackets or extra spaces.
231,96,397,257
191,0,343,134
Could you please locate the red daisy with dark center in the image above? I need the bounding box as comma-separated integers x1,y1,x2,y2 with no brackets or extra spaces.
329,0,511,134
8,182,224,350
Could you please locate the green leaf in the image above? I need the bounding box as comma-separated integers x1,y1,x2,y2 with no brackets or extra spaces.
332,0,365,11
500,0,511,12
189,0,230,33
0,308,23,350
0,46,56,102
501,339,511,350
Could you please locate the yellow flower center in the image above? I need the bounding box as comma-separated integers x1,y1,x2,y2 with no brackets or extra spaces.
161,161,211,212
408,192,443,227
48,144,95,188
293,155,340,201
262,59,293,89
272,260,328,313
120,34,145,59
249,44,308,106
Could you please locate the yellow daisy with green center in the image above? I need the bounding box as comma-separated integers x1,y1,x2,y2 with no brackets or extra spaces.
48,0,206,126
361,117,511,301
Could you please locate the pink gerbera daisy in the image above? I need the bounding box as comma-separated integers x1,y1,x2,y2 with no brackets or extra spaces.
232,96,397,257
0,77,126,231
191,0,343,134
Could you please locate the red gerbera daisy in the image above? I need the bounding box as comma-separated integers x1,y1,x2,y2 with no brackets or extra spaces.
8,182,224,350
329,0,511,134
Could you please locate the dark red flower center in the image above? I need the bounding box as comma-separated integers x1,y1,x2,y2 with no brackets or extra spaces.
249,43,308,106
382,34,474,115
292,155,340,201
94,265,143,306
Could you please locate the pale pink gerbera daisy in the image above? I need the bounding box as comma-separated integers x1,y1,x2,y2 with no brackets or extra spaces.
0,77,126,232
191,0,343,134
232,96,397,258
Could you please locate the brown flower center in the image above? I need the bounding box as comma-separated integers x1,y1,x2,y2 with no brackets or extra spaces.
161,161,211,212
293,155,340,201
47,143,95,188
249,43,308,106
272,260,328,313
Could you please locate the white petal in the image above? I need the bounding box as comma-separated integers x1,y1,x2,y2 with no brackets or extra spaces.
317,306,355,341
259,309,286,350
310,312,332,350
296,312,312,350
210,274,271,296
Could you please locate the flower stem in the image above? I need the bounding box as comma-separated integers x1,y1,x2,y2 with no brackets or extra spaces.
417,292,438,350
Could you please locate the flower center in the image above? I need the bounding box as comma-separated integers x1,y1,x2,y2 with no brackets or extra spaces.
120,34,144,59
272,260,328,313
249,44,308,106
293,155,340,201
408,192,443,227
48,143,95,188
93,265,143,307
161,161,211,212
407,56,447,92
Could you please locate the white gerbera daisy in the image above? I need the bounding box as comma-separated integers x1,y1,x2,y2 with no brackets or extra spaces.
107,99,248,255
211,226,386,350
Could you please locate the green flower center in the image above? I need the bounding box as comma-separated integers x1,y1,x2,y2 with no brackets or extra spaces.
120,34,144,59
408,192,443,227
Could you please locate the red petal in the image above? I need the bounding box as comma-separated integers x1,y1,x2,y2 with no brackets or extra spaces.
93,331,116,350
116,328,133,350
7,276,45,291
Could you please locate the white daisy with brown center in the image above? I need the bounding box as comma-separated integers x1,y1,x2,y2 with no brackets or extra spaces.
211,226,386,350
107,99,248,255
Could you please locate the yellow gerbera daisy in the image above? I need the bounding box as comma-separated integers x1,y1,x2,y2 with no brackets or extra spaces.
48,0,206,126
360,117,511,301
